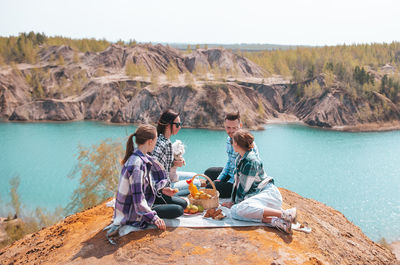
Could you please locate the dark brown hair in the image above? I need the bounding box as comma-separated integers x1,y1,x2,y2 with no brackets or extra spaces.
121,124,157,165
225,111,240,121
233,129,254,151
157,109,179,136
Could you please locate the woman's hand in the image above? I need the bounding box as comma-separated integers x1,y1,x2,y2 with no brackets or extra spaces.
162,187,179,197
154,218,166,231
173,159,185,167
222,201,234,208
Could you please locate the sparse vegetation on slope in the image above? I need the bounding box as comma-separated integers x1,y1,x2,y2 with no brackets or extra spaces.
1,33,400,131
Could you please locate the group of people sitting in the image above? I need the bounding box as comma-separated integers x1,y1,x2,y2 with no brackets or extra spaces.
113,110,296,234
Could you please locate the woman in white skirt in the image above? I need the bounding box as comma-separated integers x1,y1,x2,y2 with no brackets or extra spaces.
222,129,297,234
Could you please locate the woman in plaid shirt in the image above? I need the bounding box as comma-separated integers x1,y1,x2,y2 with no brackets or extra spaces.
152,109,183,181
113,124,186,231
222,129,297,234
152,109,201,195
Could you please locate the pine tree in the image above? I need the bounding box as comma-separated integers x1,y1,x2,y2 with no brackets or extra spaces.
128,39,137,47
95,66,105,77
125,61,148,78
304,80,322,97
9,175,21,217
57,55,65,66
125,61,137,78
184,72,195,86
165,63,179,82
186,44,192,54
151,70,159,88
257,98,265,117
73,51,80,63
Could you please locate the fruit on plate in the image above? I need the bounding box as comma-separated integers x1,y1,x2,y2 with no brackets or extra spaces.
197,205,204,212
184,206,190,213
184,204,204,214
183,204,204,214
189,205,199,214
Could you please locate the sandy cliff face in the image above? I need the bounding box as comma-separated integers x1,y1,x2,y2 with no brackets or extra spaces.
1,44,400,131
4,77,279,129
0,188,397,265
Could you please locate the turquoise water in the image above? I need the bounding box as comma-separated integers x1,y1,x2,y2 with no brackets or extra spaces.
0,121,399,242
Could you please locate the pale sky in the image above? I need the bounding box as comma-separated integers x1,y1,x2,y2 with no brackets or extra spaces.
1,0,399,46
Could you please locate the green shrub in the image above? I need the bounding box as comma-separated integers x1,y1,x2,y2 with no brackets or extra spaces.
65,139,123,214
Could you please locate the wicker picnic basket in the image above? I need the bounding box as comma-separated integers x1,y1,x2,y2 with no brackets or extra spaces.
187,174,219,209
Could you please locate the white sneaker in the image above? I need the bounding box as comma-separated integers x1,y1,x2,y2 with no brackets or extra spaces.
271,218,292,234
281,207,297,223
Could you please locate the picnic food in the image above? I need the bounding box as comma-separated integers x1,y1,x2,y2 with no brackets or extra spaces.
187,176,213,199
193,190,212,200
213,213,225,220
188,174,219,210
204,208,225,220
184,204,204,214
189,205,198,214
204,208,215,217
187,177,200,197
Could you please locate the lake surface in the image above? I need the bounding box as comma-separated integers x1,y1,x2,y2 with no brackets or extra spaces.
0,121,399,242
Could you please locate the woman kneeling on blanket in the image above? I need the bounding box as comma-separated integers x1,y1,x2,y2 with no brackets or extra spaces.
113,124,187,231
222,129,296,234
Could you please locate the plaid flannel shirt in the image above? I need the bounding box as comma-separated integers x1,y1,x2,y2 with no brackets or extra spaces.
218,136,259,184
113,149,168,228
151,134,174,179
231,150,272,204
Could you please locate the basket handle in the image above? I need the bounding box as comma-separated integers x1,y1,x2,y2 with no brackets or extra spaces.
192,173,216,191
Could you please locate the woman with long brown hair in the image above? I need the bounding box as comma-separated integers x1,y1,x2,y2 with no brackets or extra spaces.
222,129,297,234
152,109,201,195
113,124,186,231
152,109,184,182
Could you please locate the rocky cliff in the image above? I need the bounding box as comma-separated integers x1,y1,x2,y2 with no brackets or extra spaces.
1,44,400,131
0,188,397,265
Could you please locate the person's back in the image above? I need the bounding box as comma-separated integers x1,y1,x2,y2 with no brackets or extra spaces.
111,124,186,234
231,148,269,204
114,149,159,227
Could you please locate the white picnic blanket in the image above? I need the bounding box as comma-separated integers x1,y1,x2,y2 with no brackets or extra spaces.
105,198,292,237
105,198,311,237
